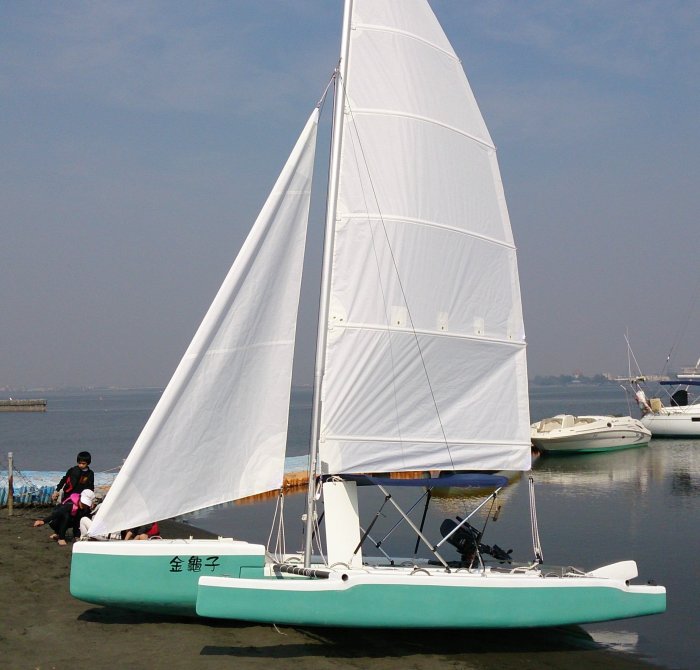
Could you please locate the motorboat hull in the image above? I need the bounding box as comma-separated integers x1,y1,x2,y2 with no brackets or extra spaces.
530,415,651,454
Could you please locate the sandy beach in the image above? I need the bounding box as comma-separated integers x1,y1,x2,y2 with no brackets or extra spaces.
1,507,660,670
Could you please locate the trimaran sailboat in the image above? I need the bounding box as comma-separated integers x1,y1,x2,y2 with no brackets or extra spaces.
71,0,665,627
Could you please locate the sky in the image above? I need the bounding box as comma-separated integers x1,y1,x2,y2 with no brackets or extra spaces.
1,0,699,389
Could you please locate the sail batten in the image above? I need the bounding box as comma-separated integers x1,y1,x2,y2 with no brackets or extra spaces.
351,24,462,62
321,435,530,446
186,340,297,358
327,323,525,345
347,108,497,150
339,214,516,249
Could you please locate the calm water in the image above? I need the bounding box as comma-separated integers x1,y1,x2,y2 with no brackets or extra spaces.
1,384,697,669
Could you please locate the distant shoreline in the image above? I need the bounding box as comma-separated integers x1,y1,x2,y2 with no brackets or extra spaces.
1,379,646,394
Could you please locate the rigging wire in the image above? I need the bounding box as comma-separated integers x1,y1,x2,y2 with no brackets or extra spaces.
528,477,543,564
316,71,336,111
303,61,345,567
267,490,287,561
625,331,645,378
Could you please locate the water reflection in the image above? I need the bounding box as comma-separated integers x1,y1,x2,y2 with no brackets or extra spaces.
659,439,700,498
532,447,655,495
672,470,700,496
533,439,700,502
586,629,639,654
430,475,520,518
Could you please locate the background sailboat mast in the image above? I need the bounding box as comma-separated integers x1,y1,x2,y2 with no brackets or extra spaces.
303,0,353,568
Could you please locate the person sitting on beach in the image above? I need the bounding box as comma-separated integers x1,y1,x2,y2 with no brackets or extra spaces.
123,522,160,540
52,451,94,503
33,489,96,546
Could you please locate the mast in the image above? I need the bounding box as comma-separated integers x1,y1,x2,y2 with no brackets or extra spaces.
303,0,353,567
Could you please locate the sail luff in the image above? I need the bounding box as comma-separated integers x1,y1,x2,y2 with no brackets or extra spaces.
90,109,319,537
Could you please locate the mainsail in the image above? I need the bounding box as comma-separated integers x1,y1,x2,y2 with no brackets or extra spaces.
90,110,319,536
317,0,530,475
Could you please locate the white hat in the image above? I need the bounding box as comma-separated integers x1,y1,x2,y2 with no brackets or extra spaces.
80,489,95,505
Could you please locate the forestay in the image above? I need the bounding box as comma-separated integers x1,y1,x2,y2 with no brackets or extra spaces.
318,0,530,475
90,110,319,536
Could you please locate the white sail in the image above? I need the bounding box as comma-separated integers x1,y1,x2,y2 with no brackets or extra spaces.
90,110,319,536
318,0,530,474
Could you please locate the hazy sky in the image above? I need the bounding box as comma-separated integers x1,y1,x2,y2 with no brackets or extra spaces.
2,1,699,389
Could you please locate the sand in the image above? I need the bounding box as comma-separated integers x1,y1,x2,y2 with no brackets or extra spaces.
1,507,659,670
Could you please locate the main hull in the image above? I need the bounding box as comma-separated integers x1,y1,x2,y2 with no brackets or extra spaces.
70,539,266,615
196,565,665,629
641,409,700,436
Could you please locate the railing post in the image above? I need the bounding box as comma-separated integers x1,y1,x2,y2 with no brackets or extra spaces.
7,452,14,516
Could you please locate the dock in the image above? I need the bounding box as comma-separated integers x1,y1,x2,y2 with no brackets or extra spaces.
1,455,311,507
0,399,47,412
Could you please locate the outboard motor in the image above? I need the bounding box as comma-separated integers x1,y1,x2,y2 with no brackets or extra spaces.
440,517,481,564
440,516,513,566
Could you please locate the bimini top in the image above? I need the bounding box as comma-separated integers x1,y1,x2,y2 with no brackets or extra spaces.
327,473,509,489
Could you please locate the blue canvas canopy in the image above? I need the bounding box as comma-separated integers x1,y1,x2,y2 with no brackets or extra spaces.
329,473,508,489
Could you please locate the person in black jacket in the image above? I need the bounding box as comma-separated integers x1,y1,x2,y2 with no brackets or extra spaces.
52,451,94,502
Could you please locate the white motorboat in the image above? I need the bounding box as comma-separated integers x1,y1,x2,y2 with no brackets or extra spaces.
531,415,651,453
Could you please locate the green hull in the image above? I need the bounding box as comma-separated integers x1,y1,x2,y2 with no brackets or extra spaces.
70,541,265,615
196,575,666,628
72,543,666,629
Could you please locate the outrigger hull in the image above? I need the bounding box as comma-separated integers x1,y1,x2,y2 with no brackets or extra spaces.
71,539,266,615
196,565,666,629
